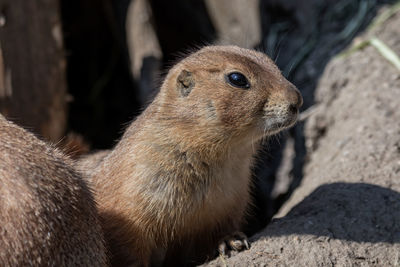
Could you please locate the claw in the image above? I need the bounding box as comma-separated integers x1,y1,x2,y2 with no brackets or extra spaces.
218,231,250,257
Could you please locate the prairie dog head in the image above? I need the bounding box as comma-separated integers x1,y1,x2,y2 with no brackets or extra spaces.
156,45,303,144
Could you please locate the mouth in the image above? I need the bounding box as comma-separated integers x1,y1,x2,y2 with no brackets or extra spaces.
259,107,299,136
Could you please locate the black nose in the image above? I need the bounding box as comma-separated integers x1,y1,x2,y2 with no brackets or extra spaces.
289,104,298,114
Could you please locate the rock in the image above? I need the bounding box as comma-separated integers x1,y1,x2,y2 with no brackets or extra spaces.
126,0,162,105
204,0,261,48
0,0,67,142
203,6,400,267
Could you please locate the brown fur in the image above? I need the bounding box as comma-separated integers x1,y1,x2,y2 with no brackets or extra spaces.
59,132,91,159
76,150,110,180
89,45,302,266
0,115,108,266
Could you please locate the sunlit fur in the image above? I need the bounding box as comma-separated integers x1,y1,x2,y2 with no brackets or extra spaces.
89,45,302,266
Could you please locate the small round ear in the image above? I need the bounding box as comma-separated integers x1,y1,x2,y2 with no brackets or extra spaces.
177,70,195,97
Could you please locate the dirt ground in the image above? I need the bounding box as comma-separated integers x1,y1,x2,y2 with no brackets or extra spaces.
203,6,400,267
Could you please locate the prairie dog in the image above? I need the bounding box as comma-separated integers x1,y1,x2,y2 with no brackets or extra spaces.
0,115,108,266
89,45,302,266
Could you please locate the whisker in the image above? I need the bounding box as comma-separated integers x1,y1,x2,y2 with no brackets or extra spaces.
273,31,288,63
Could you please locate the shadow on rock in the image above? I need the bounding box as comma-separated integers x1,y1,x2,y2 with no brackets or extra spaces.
256,182,400,244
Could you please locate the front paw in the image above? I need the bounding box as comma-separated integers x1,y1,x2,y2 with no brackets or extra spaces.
218,231,250,257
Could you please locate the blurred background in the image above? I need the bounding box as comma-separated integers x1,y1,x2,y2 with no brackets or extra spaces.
0,0,397,235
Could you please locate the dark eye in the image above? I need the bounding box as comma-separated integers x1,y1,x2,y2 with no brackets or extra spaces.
226,72,250,89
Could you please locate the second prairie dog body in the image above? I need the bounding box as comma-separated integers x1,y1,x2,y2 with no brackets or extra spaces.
88,45,302,266
0,115,108,266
